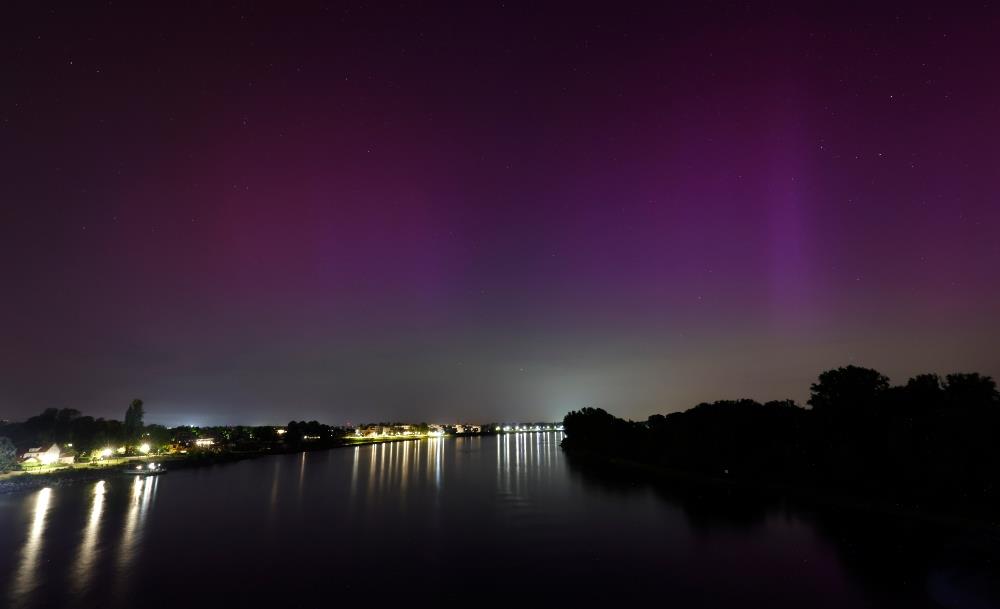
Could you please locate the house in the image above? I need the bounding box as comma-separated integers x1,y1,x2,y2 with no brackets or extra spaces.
357,425,391,438
20,444,74,466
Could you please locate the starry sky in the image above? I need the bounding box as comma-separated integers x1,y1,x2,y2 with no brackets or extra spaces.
2,3,998,426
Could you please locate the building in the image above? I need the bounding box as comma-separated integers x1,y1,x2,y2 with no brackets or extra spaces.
20,443,74,466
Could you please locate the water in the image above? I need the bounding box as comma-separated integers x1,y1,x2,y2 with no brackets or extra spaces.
1,434,996,608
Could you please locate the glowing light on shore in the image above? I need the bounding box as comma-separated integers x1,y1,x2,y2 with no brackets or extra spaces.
99,448,113,459
138,443,151,454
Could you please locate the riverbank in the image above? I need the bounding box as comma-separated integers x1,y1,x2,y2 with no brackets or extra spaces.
562,445,1000,535
0,434,442,495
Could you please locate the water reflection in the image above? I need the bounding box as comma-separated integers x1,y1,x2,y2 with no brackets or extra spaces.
350,445,360,503
296,451,307,509
349,438,451,508
2,436,995,609
72,481,106,593
496,432,564,497
110,476,156,603
269,458,281,518
10,487,53,607
400,439,410,492
497,431,558,513
117,476,156,576
428,437,443,488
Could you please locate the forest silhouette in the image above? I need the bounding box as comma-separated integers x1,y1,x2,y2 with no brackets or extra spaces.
562,366,1000,510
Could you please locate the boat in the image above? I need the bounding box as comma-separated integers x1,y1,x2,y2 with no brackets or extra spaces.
123,462,167,475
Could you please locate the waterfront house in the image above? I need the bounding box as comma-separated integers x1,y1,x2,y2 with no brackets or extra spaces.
20,443,74,466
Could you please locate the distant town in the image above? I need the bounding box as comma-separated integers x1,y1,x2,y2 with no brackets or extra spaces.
0,403,563,481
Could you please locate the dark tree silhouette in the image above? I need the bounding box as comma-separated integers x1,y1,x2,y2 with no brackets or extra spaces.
124,399,145,445
808,365,890,416
944,373,998,410
563,366,1000,512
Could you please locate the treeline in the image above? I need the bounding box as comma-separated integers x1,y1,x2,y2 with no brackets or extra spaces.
562,366,1000,509
283,420,352,444
0,403,163,457
0,407,354,460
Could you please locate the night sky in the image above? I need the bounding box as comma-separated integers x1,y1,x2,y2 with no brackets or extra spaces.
2,3,998,426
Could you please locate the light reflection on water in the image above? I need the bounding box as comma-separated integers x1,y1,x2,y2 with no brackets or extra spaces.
494,431,565,503
72,481,106,594
350,445,360,504
326,433,564,511
2,433,574,608
10,487,52,607
268,458,280,518
113,475,156,603
0,433,591,608
0,432,982,608
0,433,981,608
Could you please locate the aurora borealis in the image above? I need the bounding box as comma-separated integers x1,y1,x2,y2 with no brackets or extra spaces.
2,3,998,425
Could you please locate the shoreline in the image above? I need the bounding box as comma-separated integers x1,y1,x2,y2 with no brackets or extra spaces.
561,445,1000,535
0,434,439,496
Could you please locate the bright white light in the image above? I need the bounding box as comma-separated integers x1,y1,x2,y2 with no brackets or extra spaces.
100,448,113,459
138,443,151,454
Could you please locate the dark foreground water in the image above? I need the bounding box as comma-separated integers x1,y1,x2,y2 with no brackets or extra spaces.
1,433,998,608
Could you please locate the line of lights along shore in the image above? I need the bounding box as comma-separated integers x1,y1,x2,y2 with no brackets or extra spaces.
496,425,563,432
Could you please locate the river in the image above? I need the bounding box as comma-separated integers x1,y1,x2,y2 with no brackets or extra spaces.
0,433,995,608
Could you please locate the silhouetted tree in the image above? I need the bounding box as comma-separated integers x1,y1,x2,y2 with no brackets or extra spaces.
124,399,145,445
144,424,171,448
943,373,998,411
808,365,889,416
895,374,944,415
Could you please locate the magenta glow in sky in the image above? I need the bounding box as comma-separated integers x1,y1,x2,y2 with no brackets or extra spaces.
2,3,998,425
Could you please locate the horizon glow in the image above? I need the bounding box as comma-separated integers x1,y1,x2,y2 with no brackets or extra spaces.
1,4,998,426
